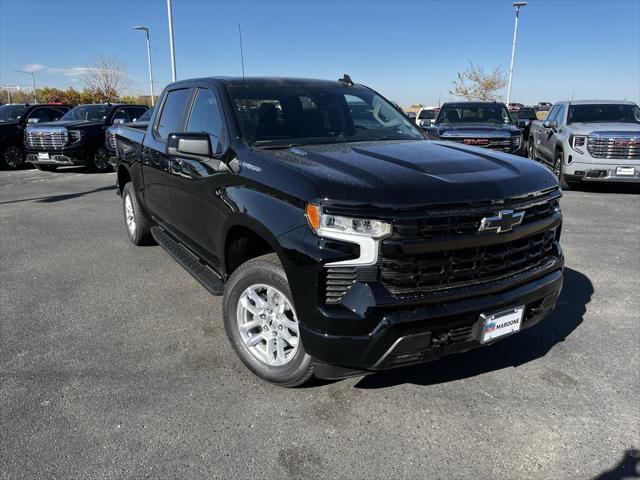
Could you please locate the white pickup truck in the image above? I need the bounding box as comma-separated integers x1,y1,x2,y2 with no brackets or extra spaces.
527,100,640,188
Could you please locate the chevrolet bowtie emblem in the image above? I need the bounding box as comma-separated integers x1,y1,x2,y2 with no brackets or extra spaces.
478,209,525,233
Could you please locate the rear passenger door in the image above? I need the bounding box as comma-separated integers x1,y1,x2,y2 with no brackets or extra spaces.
141,87,193,222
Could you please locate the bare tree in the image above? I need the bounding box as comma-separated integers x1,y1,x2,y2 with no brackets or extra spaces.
82,55,128,102
450,63,507,101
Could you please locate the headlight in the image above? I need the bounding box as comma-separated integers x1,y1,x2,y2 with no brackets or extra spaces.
305,204,391,266
306,204,391,239
570,135,586,153
511,135,522,150
68,130,84,144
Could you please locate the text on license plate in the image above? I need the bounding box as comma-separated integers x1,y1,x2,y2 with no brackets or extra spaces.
616,166,635,176
480,306,524,343
37,152,50,160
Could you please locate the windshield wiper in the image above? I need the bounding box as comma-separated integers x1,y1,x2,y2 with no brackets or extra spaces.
256,143,304,150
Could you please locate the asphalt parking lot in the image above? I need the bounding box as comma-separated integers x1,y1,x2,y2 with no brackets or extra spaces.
1,168,639,479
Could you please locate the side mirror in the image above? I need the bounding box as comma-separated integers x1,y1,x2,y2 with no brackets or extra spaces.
517,120,528,128
27,118,40,124
543,120,558,130
166,132,212,158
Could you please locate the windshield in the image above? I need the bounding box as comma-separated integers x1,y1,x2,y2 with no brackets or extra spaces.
0,105,29,123
60,105,110,122
227,83,424,146
436,105,513,125
511,108,537,120
136,108,153,122
568,104,640,124
418,109,435,119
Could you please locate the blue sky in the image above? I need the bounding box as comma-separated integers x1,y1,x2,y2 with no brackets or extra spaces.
1,0,638,106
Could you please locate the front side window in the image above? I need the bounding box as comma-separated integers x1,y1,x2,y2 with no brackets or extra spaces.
568,104,640,124
227,83,423,146
511,108,537,121
60,105,110,122
436,105,513,125
156,89,191,140
186,89,223,153
0,105,29,123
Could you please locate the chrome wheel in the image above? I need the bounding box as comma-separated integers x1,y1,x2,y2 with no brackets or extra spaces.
236,284,300,367
124,194,136,237
4,145,23,169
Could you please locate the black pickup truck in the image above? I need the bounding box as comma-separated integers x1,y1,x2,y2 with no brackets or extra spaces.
0,103,71,169
114,77,564,386
425,101,527,156
105,107,153,167
25,103,147,172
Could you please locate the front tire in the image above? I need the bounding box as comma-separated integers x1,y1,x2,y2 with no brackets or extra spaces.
223,253,314,387
554,150,571,190
122,183,154,245
2,145,24,169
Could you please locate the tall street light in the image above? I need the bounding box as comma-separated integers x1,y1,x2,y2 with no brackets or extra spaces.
133,26,156,106
14,70,37,103
506,1,527,106
167,0,177,82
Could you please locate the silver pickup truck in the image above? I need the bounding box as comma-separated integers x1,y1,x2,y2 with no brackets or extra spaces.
527,100,640,188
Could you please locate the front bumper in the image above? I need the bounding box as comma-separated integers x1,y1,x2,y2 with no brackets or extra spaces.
301,258,564,376
564,153,640,184
26,146,89,166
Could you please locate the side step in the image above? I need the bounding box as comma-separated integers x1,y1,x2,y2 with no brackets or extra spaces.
151,226,224,295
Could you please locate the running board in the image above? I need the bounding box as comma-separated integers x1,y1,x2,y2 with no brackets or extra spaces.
151,226,224,295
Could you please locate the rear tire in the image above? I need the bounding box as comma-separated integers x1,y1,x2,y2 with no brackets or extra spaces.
122,182,154,245
89,147,112,173
2,145,24,169
34,164,58,172
223,253,314,387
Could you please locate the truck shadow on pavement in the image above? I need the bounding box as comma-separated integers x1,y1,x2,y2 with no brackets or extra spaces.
0,185,115,205
354,267,592,389
592,449,640,480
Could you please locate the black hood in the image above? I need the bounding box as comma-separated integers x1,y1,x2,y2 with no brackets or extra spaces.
265,140,557,208
31,119,105,129
428,123,521,137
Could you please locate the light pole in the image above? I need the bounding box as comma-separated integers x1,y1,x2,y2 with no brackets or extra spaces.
167,0,177,82
133,26,156,106
506,1,527,106
14,70,37,103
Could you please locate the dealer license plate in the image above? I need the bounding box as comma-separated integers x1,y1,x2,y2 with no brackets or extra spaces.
616,166,635,176
37,152,50,160
480,306,524,343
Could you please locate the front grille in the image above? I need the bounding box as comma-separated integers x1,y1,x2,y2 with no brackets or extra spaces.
588,134,640,159
393,198,559,240
324,266,357,304
381,228,558,297
444,137,513,152
26,128,68,149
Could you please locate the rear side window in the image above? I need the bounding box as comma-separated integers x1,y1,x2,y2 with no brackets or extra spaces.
186,89,223,153
156,89,191,140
